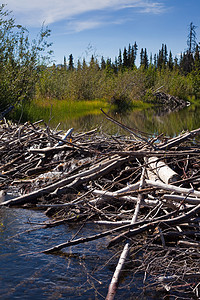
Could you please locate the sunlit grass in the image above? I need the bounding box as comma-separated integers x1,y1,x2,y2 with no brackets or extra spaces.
18,98,112,123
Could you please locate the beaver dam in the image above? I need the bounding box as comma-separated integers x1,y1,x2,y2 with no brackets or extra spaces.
1,109,200,299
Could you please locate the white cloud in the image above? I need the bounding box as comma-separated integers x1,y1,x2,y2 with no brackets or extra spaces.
4,0,166,28
67,20,104,33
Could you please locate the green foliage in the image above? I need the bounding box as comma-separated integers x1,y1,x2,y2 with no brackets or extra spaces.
142,89,157,103
0,4,52,112
1,7,200,122
154,69,193,100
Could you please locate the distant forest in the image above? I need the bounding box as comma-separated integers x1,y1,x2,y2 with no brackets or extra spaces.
35,22,200,105
0,1,200,117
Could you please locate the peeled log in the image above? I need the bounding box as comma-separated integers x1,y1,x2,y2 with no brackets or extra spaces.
147,156,180,184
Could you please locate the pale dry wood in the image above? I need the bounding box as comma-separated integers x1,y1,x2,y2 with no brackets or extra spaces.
157,127,200,150
106,168,145,300
145,179,200,197
177,240,200,248
147,156,180,184
158,273,200,283
29,144,74,154
164,194,200,205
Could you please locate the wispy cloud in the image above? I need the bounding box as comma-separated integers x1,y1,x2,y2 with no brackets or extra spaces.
5,0,167,29
66,19,105,33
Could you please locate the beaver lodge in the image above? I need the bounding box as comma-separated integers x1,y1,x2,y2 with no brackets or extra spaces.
1,109,200,299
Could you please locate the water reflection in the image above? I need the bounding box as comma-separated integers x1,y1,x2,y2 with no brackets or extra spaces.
49,104,200,137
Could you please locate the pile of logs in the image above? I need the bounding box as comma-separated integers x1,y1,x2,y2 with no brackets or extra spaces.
153,91,189,115
1,110,200,299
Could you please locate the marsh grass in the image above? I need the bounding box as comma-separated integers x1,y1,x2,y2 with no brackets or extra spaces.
13,98,112,124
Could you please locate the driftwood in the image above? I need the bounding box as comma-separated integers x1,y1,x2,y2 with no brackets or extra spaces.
106,168,145,300
146,156,180,184
1,115,200,299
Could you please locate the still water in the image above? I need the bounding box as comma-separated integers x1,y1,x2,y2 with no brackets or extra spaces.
1,104,200,299
48,103,200,137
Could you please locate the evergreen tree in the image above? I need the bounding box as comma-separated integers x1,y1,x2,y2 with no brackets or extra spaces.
130,42,138,68
168,50,173,70
140,48,144,67
105,58,113,75
143,48,149,69
187,22,197,54
123,47,128,68
157,44,165,69
149,53,153,65
194,44,200,66
127,43,132,68
68,54,74,70
164,44,168,66
89,55,95,67
118,49,122,70
154,54,157,68
101,56,106,70
82,58,87,70
174,56,178,69
140,48,148,69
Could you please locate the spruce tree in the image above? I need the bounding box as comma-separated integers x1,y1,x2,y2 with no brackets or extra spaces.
187,22,197,54
127,43,131,68
68,54,74,70
101,56,106,70
123,47,128,68
130,42,138,68
143,48,149,69
140,48,144,67
118,49,122,70
168,50,173,70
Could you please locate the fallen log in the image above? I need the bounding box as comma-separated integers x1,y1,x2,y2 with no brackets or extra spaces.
146,157,180,184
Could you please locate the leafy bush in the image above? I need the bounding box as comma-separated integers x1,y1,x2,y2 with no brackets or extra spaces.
0,4,52,113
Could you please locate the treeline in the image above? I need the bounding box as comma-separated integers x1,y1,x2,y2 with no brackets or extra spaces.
36,41,200,105
36,23,200,104
0,3,200,117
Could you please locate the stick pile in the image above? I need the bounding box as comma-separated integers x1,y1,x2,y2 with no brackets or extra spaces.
1,113,200,298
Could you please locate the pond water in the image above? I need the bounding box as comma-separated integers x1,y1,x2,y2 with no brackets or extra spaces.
48,103,200,137
0,206,151,300
1,104,200,299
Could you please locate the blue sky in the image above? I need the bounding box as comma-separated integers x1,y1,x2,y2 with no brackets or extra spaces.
4,0,200,66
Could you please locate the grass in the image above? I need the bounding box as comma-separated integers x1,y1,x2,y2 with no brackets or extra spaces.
15,98,111,123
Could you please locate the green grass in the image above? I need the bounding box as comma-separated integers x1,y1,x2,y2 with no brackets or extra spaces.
16,98,111,123
11,97,153,132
